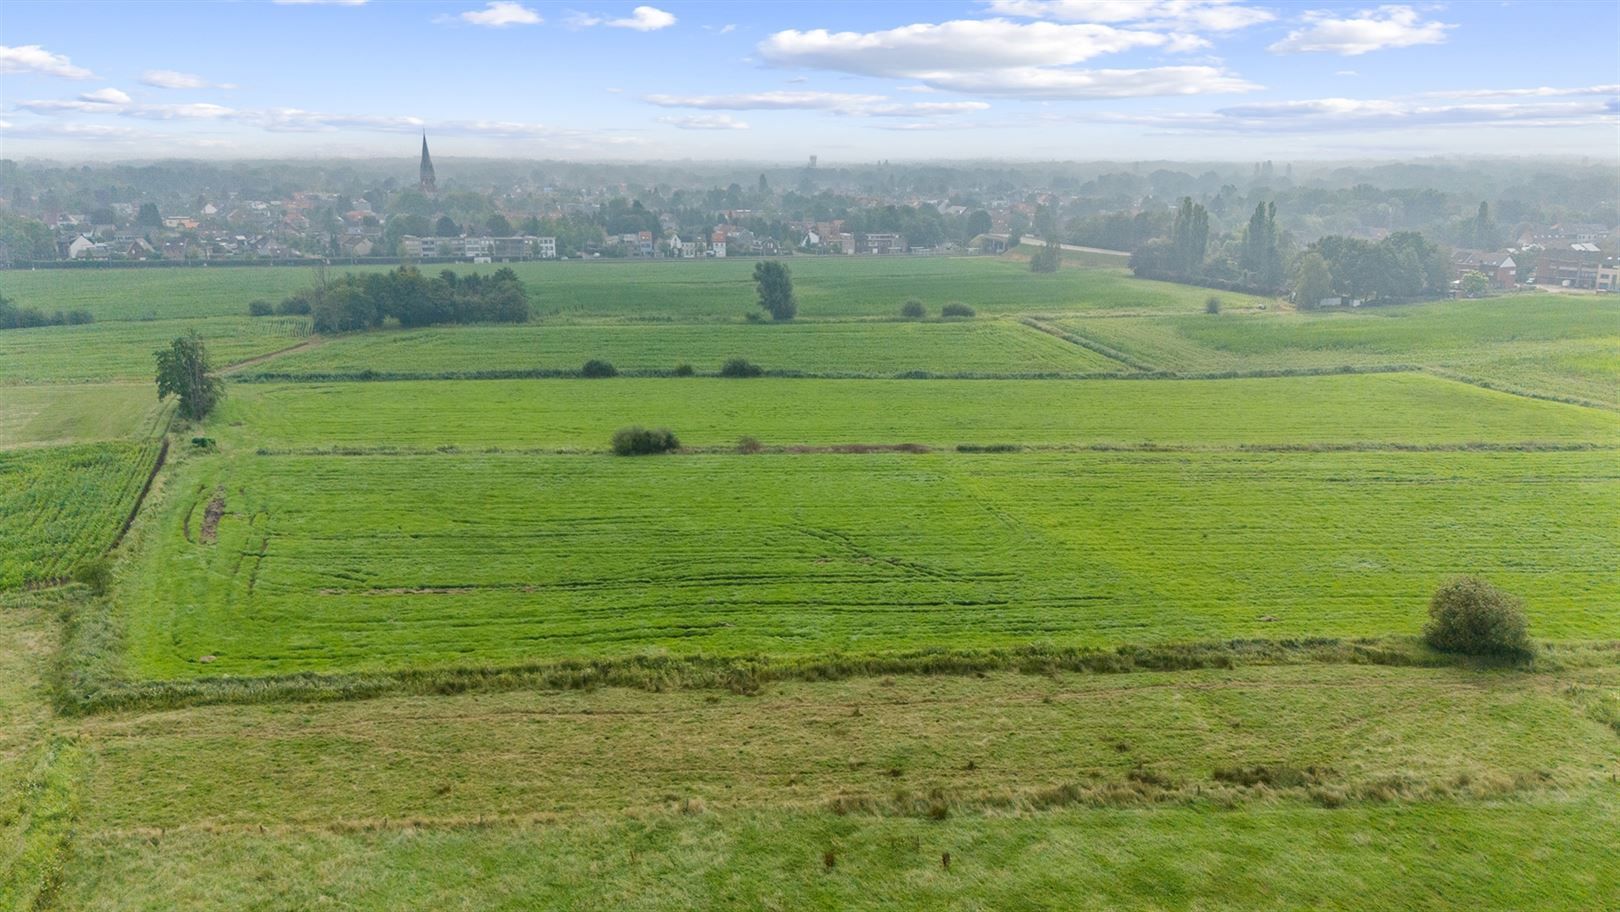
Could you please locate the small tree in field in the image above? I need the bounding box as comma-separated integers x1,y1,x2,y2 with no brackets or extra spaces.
155,331,223,420
1424,576,1534,659
753,260,797,321
1030,245,1060,273
900,298,927,319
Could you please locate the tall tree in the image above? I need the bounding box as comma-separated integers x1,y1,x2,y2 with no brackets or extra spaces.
136,202,162,227
753,260,797,321
1169,197,1209,276
154,331,223,420
1240,201,1283,289
434,215,460,237
486,213,513,236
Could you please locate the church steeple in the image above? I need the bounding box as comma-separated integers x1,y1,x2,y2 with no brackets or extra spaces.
419,132,436,193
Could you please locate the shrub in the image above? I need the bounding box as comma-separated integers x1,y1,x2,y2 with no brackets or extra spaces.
581,359,618,378
1424,576,1534,658
72,557,113,595
1205,296,1222,314
736,436,763,454
276,294,313,316
900,298,927,319
743,311,763,323
65,309,95,325
248,299,274,317
611,426,679,456
720,358,764,378
940,302,975,318
672,363,695,377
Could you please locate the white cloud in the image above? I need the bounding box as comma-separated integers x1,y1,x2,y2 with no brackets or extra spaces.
80,88,132,105
0,121,143,141
1102,96,1618,133
865,101,992,116
912,65,1258,98
571,6,677,31
0,44,94,79
985,0,1274,31
141,69,236,90
760,20,1170,75
659,113,749,130
461,2,542,27
1425,84,1620,99
645,91,887,111
1269,5,1453,56
272,0,368,5
757,18,1259,100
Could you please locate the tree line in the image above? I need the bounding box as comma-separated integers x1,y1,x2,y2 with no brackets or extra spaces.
1129,196,1450,306
0,292,94,330
285,266,531,334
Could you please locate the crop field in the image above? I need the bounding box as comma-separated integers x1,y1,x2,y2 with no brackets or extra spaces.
215,373,1618,451
246,318,1126,378
0,315,310,384
0,384,167,449
0,440,163,588
4,255,1618,910
116,449,1617,679
0,255,1268,324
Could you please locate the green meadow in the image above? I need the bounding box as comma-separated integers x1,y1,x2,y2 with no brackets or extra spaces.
118,449,1617,679
3,254,1617,910
214,373,1617,451
246,318,1126,378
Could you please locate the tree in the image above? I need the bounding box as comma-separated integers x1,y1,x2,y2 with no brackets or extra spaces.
1239,202,1283,290
1292,251,1333,309
1460,271,1490,298
486,213,513,236
1169,197,1209,276
1029,245,1060,273
136,202,162,227
434,215,460,237
964,209,991,241
753,260,796,321
155,331,223,421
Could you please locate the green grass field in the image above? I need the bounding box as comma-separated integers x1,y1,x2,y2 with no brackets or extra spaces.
117,449,1617,679
0,316,309,384
4,255,1617,910
0,256,1268,324
1055,296,1620,406
247,318,1127,378
0,384,167,449
215,373,1617,451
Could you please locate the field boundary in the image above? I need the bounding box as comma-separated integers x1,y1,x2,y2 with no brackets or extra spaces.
57,619,1620,715
232,363,1429,384
1426,367,1618,413
1020,317,1158,371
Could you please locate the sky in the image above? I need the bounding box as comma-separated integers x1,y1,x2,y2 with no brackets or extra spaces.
1,0,1616,163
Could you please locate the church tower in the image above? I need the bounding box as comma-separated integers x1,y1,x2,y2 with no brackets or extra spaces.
419,132,437,193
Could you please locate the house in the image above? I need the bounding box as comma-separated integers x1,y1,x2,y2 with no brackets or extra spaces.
1451,250,1518,288
856,232,905,255
337,236,374,258
67,234,101,259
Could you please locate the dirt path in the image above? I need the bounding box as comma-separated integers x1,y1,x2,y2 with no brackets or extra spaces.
220,336,324,375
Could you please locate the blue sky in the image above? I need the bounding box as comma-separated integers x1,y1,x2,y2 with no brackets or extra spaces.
2,0,1615,161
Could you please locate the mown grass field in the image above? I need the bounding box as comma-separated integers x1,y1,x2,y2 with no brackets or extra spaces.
0,316,309,384
0,384,167,449
1054,296,1620,406
117,449,1618,679
248,318,1126,378
216,373,1617,451
0,440,164,588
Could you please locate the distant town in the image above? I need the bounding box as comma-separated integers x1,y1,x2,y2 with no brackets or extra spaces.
2,145,1614,294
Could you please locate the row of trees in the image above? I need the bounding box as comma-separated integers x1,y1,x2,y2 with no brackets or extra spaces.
291,266,531,334
1292,232,1450,307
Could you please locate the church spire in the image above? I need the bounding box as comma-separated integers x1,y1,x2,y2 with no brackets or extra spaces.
419,132,436,193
